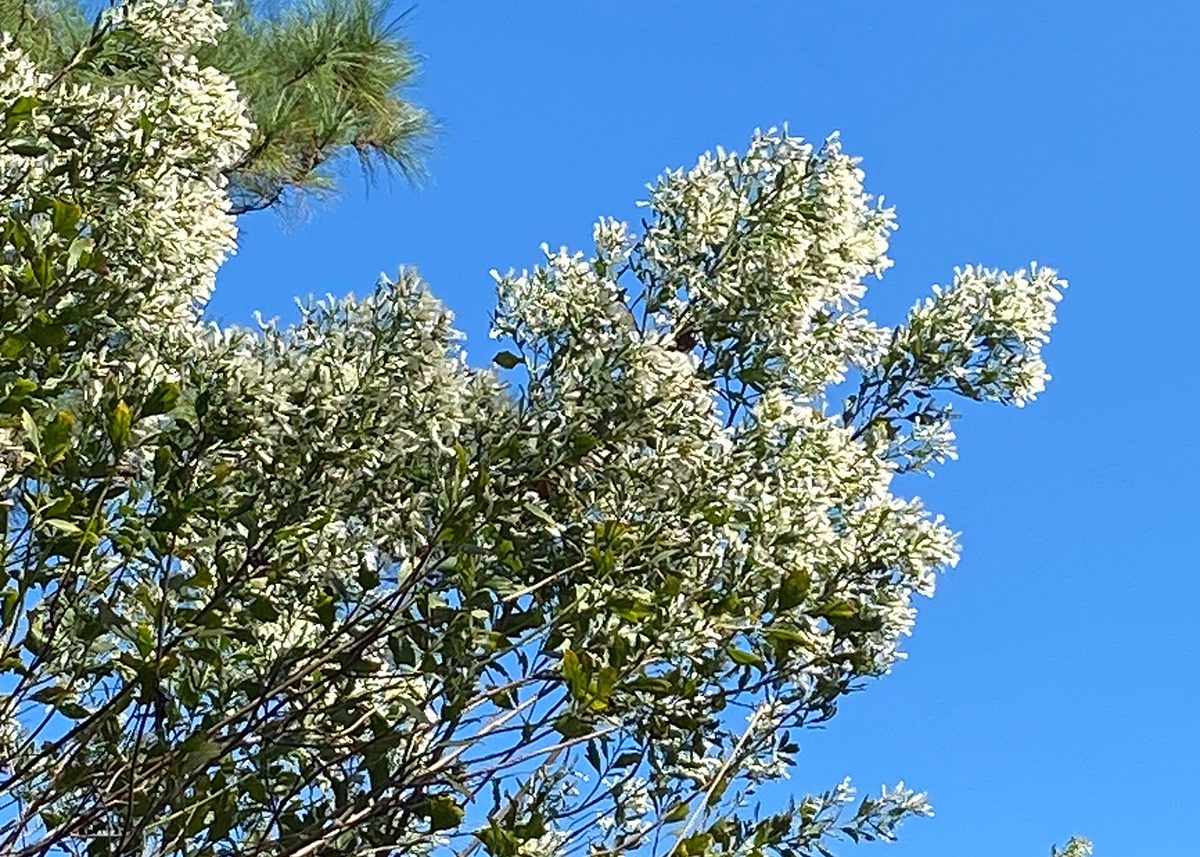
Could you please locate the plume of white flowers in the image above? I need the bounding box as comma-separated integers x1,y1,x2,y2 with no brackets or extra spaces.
899,263,1065,406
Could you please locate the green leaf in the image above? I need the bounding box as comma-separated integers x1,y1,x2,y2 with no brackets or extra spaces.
727,646,763,668
23,615,45,656
7,142,47,157
765,623,808,658
50,200,82,236
58,702,90,719
142,381,181,417
1,589,19,625
66,235,93,270
663,800,691,823
20,408,39,453
243,774,269,804
765,624,806,643
181,737,223,771
42,411,74,462
42,519,82,536
32,685,71,704
5,95,38,128
585,739,602,773
614,750,642,768
608,594,654,622
247,598,280,622
561,649,587,699
492,350,523,369
495,606,540,637
107,400,132,447
133,623,154,658
552,713,592,738
418,794,465,832
594,665,618,701
476,822,519,857
777,568,811,611
183,646,222,668
815,600,858,620
521,501,560,530
30,253,53,288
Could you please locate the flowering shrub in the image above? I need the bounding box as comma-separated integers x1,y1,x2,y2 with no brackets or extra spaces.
0,2,1082,856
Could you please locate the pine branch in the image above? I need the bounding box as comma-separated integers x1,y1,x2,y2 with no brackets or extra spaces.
205,0,431,215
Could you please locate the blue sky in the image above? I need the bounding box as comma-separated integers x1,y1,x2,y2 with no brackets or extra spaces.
211,2,1200,853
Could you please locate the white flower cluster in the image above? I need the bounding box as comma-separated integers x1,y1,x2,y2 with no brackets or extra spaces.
0,1,249,496
741,699,794,782
633,384,956,703
901,263,1065,406
1,2,250,343
1055,837,1095,857
492,242,631,351
798,775,858,820
636,129,894,396
878,780,934,818
106,0,230,55
596,774,654,836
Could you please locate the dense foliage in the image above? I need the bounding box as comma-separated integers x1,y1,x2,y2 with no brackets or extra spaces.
0,2,1086,855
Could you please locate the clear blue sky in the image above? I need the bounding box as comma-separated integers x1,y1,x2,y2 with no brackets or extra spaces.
211,2,1200,853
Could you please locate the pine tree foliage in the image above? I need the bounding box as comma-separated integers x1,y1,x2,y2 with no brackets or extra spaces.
0,0,428,214
204,0,428,214
0,3,1086,856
